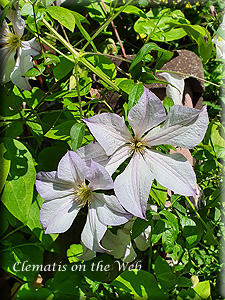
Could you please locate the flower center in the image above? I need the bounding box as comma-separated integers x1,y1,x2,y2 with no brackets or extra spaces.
7,33,21,51
129,138,147,155
74,184,92,207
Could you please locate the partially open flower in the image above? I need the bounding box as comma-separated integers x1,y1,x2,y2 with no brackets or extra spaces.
0,6,40,90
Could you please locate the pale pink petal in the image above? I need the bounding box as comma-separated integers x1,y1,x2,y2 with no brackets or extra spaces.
114,153,154,219
40,196,80,234
36,171,74,201
84,113,132,156
75,141,109,167
145,149,198,196
57,151,86,185
6,6,25,37
87,160,113,191
92,194,132,226
144,106,208,149
128,88,166,139
105,145,130,175
0,48,15,83
81,207,107,252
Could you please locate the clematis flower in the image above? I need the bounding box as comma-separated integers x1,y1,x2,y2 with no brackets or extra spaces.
84,88,208,219
0,6,40,90
36,151,131,252
212,13,225,60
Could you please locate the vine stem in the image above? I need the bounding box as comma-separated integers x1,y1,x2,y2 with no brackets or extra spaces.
74,62,83,119
80,0,133,53
0,225,25,241
42,18,120,92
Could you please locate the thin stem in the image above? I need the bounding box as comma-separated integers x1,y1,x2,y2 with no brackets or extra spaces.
81,0,133,53
74,63,83,119
0,225,25,241
43,19,120,92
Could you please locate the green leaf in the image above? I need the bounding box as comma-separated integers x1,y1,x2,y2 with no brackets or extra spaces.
127,84,144,111
86,54,116,80
23,64,45,77
42,0,55,8
37,146,67,172
112,270,169,300
1,138,36,224
132,218,151,239
43,53,60,65
155,256,175,289
20,3,33,16
150,181,167,208
163,97,174,114
0,140,11,193
46,263,84,298
1,233,43,281
179,24,212,63
17,283,53,300
117,79,135,96
53,55,74,81
45,120,76,141
180,216,203,247
47,6,76,32
70,123,85,151
67,244,83,263
122,5,146,18
129,43,172,71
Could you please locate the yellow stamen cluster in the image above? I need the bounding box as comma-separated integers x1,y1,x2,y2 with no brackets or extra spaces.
129,138,147,155
74,184,92,207
7,32,21,51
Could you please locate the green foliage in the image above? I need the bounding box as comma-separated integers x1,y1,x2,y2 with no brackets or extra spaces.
0,0,223,299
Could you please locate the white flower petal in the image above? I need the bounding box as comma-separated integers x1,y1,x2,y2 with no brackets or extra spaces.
144,105,208,149
92,194,131,226
10,47,33,90
87,160,113,191
114,153,154,219
0,47,15,83
21,38,40,56
158,72,185,105
6,7,25,38
57,151,86,185
81,207,107,252
36,171,74,201
128,88,166,139
40,196,80,234
75,141,109,167
105,145,130,175
145,149,198,196
84,113,132,156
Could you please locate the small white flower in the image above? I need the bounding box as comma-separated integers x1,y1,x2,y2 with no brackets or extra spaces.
0,6,40,90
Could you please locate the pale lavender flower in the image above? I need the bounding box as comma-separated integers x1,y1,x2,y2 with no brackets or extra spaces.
0,6,40,90
36,151,131,252
84,88,209,219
